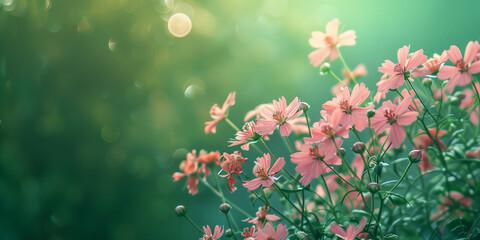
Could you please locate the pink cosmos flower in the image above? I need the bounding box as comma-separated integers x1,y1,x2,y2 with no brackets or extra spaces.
247,206,281,229
323,83,374,131
254,222,288,240
172,150,200,195
459,83,480,125
304,110,349,151
219,151,247,192
204,92,236,134
377,45,427,92
308,19,356,67
412,51,448,78
243,153,285,191
254,97,303,136
330,217,367,240
332,64,368,95
291,140,343,186
241,226,256,240
229,121,258,151
200,225,224,240
374,74,389,103
437,41,480,93
370,95,419,148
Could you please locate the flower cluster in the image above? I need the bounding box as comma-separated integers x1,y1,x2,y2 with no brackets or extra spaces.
172,19,480,239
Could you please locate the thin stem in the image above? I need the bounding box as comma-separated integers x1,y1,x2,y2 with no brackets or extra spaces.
333,138,359,181
375,192,385,237
360,153,372,182
320,159,356,189
338,50,357,84
285,136,294,154
320,175,337,219
260,138,276,160
184,214,204,234
328,70,347,86
251,191,304,231
223,213,238,240
225,117,240,132
303,110,312,137
200,179,251,218
388,161,412,194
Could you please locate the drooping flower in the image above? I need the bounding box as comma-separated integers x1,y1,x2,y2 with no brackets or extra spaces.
247,206,281,229
172,150,200,195
197,150,221,178
377,45,427,92
437,41,480,93
200,225,224,240
323,83,374,131
254,97,303,136
304,110,349,151
308,19,356,67
218,151,248,192
330,217,367,240
254,222,288,240
291,140,343,186
205,92,236,134
412,51,448,78
370,95,419,148
241,226,257,240
243,154,285,191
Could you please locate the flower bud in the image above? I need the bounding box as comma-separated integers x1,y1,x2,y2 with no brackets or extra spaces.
219,203,231,213
225,229,234,238
319,62,331,75
295,231,309,240
175,205,186,217
449,96,460,106
337,148,346,157
299,102,310,111
367,182,380,194
367,109,375,118
454,92,466,102
352,142,366,154
408,150,422,163
422,78,433,87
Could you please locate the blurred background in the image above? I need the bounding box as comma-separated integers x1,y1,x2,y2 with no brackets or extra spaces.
1,0,479,239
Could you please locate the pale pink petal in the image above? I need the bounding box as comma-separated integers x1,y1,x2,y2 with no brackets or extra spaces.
464,41,479,65
329,47,340,62
330,224,347,238
309,31,326,48
326,19,339,38
437,66,459,80
269,157,285,175
309,47,331,67
265,214,281,221
447,45,463,65
337,30,356,46
279,123,293,136
406,49,428,70
243,179,263,191
346,225,355,239
468,60,480,74
378,60,397,75
397,45,410,67
396,112,418,126
355,218,367,236
454,72,473,87
275,224,288,240
263,222,276,237
285,97,300,117
390,124,406,148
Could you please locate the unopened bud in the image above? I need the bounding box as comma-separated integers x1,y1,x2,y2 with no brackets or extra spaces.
449,96,460,106
175,205,186,217
295,231,309,240
367,109,375,118
299,102,310,111
367,182,380,193
225,229,234,238
319,62,331,75
352,142,366,154
219,203,231,213
454,92,466,102
337,148,346,157
422,78,433,87
408,150,422,163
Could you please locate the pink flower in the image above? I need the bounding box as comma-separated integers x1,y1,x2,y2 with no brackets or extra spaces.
330,217,367,240
431,192,472,221
241,226,256,239
204,92,236,134
459,83,480,125
374,74,389,103
247,206,281,229
377,45,427,92
437,41,480,93
254,97,303,136
229,121,259,151
244,104,273,122
323,83,374,131
308,19,356,67
197,150,221,179
304,110,349,151
332,64,368,95
172,150,200,195
412,51,448,78
254,222,288,240
200,225,224,240
243,154,285,191
291,140,342,186
219,151,248,192
413,128,447,173
370,95,419,148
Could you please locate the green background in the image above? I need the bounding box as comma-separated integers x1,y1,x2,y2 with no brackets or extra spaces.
0,0,479,239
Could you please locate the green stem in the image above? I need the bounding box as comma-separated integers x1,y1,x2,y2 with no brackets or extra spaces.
303,110,312,137
225,117,240,132
320,175,337,219
184,214,204,234
200,179,251,218
285,136,294,154
388,161,412,194
223,213,238,240
328,70,347,86
338,50,357,84
251,191,304,231
360,153,372,182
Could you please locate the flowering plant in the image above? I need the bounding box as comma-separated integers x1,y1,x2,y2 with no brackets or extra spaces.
173,19,480,239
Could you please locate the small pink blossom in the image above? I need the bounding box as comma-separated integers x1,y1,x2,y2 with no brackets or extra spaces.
172,150,200,195
204,92,236,134
247,206,281,229
200,225,224,240
437,41,480,93
377,45,427,92
304,110,349,151
332,64,368,95
323,83,374,131
308,19,356,67
291,140,342,186
413,128,447,173
412,51,448,78
374,74,389,103
219,151,248,192
197,150,221,179
254,222,288,240
254,97,303,136
243,154,285,191
370,95,419,148
229,121,259,151
330,217,367,240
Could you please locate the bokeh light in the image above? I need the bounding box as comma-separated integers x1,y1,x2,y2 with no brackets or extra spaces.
167,13,192,38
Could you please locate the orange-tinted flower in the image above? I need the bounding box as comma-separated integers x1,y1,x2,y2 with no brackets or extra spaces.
243,154,285,191
219,151,247,192
308,19,356,67
172,150,200,195
412,51,448,78
197,150,221,179
204,92,236,134
247,206,281,229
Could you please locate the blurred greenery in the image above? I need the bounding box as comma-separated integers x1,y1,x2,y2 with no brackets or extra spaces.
0,0,479,239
